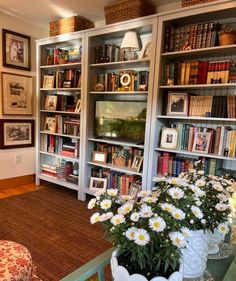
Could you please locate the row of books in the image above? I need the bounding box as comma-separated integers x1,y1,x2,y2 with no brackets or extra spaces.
45,46,82,65
43,69,81,89
156,152,222,177
93,70,149,92
94,142,143,169
94,44,124,63
91,166,142,195
160,124,236,157
41,135,80,158
163,60,235,86
164,21,220,53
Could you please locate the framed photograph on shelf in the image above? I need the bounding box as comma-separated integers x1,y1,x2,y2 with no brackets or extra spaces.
89,177,107,192
0,119,34,149
1,72,33,115
128,182,141,200
131,155,143,172
63,80,72,88
167,92,189,116
45,95,58,111
160,128,178,150
140,39,151,59
43,75,54,89
2,29,31,71
74,99,81,113
192,132,211,154
92,151,107,164
44,117,57,133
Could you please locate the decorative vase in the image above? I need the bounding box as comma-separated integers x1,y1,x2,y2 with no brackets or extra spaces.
181,230,208,279
206,229,225,255
111,250,183,281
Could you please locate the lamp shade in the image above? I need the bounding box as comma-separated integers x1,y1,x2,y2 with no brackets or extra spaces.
120,30,140,51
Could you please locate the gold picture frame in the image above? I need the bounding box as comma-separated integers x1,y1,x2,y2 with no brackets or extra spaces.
92,151,107,164
160,128,178,150
44,117,57,133
131,155,143,172
89,177,107,192
45,95,58,111
43,75,54,89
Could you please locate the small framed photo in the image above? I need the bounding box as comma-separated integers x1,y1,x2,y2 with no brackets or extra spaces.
45,95,58,111
131,155,143,172
160,128,178,150
1,72,33,115
140,39,151,59
92,151,107,164
74,99,81,113
129,182,141,200
0,119,34,149
167,92,189,116
2,29,31,71
192,132,211,154
63,80,72,88
89,177,107,192
44,117,57,133
43,75,54,88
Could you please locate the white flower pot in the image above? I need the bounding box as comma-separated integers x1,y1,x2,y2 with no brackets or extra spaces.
206,229,225,255
111,250,183,281
181,230,208,279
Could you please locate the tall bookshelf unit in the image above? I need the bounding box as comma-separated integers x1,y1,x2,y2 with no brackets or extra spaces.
148,0,236,188
81,16,158,197
35,33,85,199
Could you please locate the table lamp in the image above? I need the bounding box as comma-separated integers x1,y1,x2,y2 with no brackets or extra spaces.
120,30,140,60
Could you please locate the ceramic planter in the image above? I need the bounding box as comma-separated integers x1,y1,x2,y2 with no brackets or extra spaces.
206,229,225,255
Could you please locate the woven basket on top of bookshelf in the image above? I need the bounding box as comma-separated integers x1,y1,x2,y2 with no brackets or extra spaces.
182,0,216,7
104,0,156,25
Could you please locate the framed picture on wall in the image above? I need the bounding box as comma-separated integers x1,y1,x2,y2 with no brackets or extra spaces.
1,72,33,115
2,29,31,71
0,119,34,149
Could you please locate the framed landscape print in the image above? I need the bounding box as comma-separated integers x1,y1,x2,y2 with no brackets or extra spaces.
167,92,189,116
2,29,31,71
0,119,34,149
1,72,33,115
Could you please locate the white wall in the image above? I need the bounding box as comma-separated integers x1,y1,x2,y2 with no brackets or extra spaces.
0,11,47,179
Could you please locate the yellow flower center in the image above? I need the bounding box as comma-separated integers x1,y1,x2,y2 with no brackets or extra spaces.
176,238,180,244
154,221,160,228
175,213,180,219
139,234,145,241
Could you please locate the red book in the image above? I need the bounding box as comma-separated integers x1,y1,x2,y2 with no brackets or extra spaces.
201,61,209,84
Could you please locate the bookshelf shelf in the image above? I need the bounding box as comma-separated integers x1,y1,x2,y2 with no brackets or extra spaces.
87,161,143,176
38,174,78,190
90,58,150,69
89,91,148,95
40,131,80,139
40,62,82,69
157,116,236,122
160,84,236,89
40,151,80,162
155,148,236,161
40,110,80,115
88,137,144,149
40,88,81,91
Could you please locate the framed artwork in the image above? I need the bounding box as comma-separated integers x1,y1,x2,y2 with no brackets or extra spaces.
89,177,107,192
44,117,57,133
192,132,211,154
1,72,33,115
140,39,151,59
63,80,72,88
92,151,107,164
2,29,31,71
74,99,81,113
129,182,141,200
131,155,143,172
45,95,58,111
167,92,189,116
160,128,178,150
43,75,54,88
0,119,34,149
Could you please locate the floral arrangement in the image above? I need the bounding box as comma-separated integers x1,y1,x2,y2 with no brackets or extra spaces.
112,147,129,159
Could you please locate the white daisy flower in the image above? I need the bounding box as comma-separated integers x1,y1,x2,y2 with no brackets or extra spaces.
217,193,229,202
189,169,196,174
125,227,137,240
169,232,187,248
120,195,133,201
160,203,174,212
88,198,96,209
100,199,112,210
215,203,229,211
149,217,166,232
181,227,191,238
198,170,204,175
168,187,184,199
137,190,151,198
171,208,186,220
118,202,134,215
107,189,118,197
213,183,223,192
195,179,206,187
95,189,106,197
142,196,158,203
153,176,166,182
130,212,140,222
226,186,234,193
110,214,125,226
90,212,100,224
99,212,113,222
134,229,150,246
217,223,229,235
191,205,203,219
140,204,153,218
167,177,179,185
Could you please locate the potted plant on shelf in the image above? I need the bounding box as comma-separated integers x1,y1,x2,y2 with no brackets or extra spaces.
218,23,236,46
112,147,129,167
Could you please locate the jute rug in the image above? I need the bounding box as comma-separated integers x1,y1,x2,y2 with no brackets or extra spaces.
0,185,111,281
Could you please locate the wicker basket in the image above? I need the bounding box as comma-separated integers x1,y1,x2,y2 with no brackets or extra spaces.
50,15,94,37
182,0,215,7
104,0,156,25
113,157,126,167
219,32,236,46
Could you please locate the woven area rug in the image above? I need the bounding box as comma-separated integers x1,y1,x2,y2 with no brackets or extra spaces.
0,185,111,281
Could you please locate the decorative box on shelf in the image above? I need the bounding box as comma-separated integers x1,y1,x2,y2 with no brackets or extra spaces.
104,0,156,25
182,0,216,7
49,15,94,36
